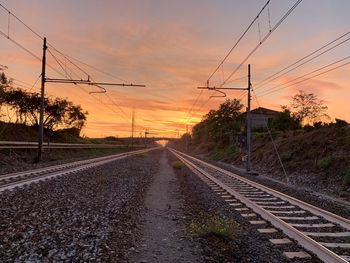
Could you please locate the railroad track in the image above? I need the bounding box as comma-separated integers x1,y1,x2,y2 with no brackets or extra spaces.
169,148,350,263
0,140,145,149
0,147,160,193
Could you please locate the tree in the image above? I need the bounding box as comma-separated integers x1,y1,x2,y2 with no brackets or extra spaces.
271,109,300,131
64,104,88,130
285,90,328,125
192,99,243,146
0,72,11,117
0,71,88,134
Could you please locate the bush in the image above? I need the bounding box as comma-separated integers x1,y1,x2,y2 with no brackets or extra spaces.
172,160,185,170
343,165,350,186
190,215,239,239
318,156,332,170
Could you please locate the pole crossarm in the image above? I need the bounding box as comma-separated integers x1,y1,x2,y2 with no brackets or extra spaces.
36,36,146,161
197,65,252,172
197,86,248,91
45,78,146,87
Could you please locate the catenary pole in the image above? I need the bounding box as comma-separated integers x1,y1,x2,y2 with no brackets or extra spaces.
37,37,47,162
246,64,252,172
197,64,252,172
36,38,145,161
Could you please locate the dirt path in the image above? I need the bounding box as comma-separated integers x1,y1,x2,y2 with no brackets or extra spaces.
130,151,199,263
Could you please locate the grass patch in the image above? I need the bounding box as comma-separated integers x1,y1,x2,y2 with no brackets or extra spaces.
318,156,332,170
190,215,239,240
343,165,350,187
172,160,185,170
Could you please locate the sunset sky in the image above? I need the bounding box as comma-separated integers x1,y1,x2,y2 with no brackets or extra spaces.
0,0,349,138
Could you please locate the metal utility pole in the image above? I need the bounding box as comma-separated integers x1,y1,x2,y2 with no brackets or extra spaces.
131,107,135,150
198,64,252,173
37,37,47,162
36,37,145,161
246,64,252,172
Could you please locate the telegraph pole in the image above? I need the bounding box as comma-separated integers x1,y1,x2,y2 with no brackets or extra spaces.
246,64,252,172
37,37,47,162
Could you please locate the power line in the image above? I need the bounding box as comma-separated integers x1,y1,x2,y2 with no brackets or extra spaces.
207,0,271,82
64,54,128,83
0,2,89,80
0,3,43,40
0,5,143,138
219,0,303,88
254,31,350,90
47,48,136,123
0,2,132,91
256,56,350,97
0,28,74,80
0,29,41,61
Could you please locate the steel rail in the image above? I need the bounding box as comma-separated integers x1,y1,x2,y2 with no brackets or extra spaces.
0,148,150,181
169,148,349,263
0,141,145,149
0,147,161,192
172,148,350,229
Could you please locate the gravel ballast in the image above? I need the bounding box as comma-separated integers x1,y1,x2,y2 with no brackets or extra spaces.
0,150,161,262
0,147,335,262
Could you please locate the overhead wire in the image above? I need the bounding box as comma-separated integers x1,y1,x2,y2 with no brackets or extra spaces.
207,0,271,82
256,55,350,97
193,0,302,135
254,31,350,90
47,47,133,124
219,0,303,88
0,2,144,135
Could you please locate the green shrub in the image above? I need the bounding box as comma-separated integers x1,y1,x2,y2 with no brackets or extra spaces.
318,156,332,170
190,215,239,239
343,165,350,186
172,160,185,170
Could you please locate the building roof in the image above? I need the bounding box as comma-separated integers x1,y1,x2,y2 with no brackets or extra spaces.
242,107,280,116
250,107,280,115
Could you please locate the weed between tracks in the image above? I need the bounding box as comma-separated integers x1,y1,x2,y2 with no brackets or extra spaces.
189,215,239,240
136,152,148,158
171,160,185,170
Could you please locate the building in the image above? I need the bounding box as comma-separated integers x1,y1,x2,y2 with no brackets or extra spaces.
243,107,280,130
